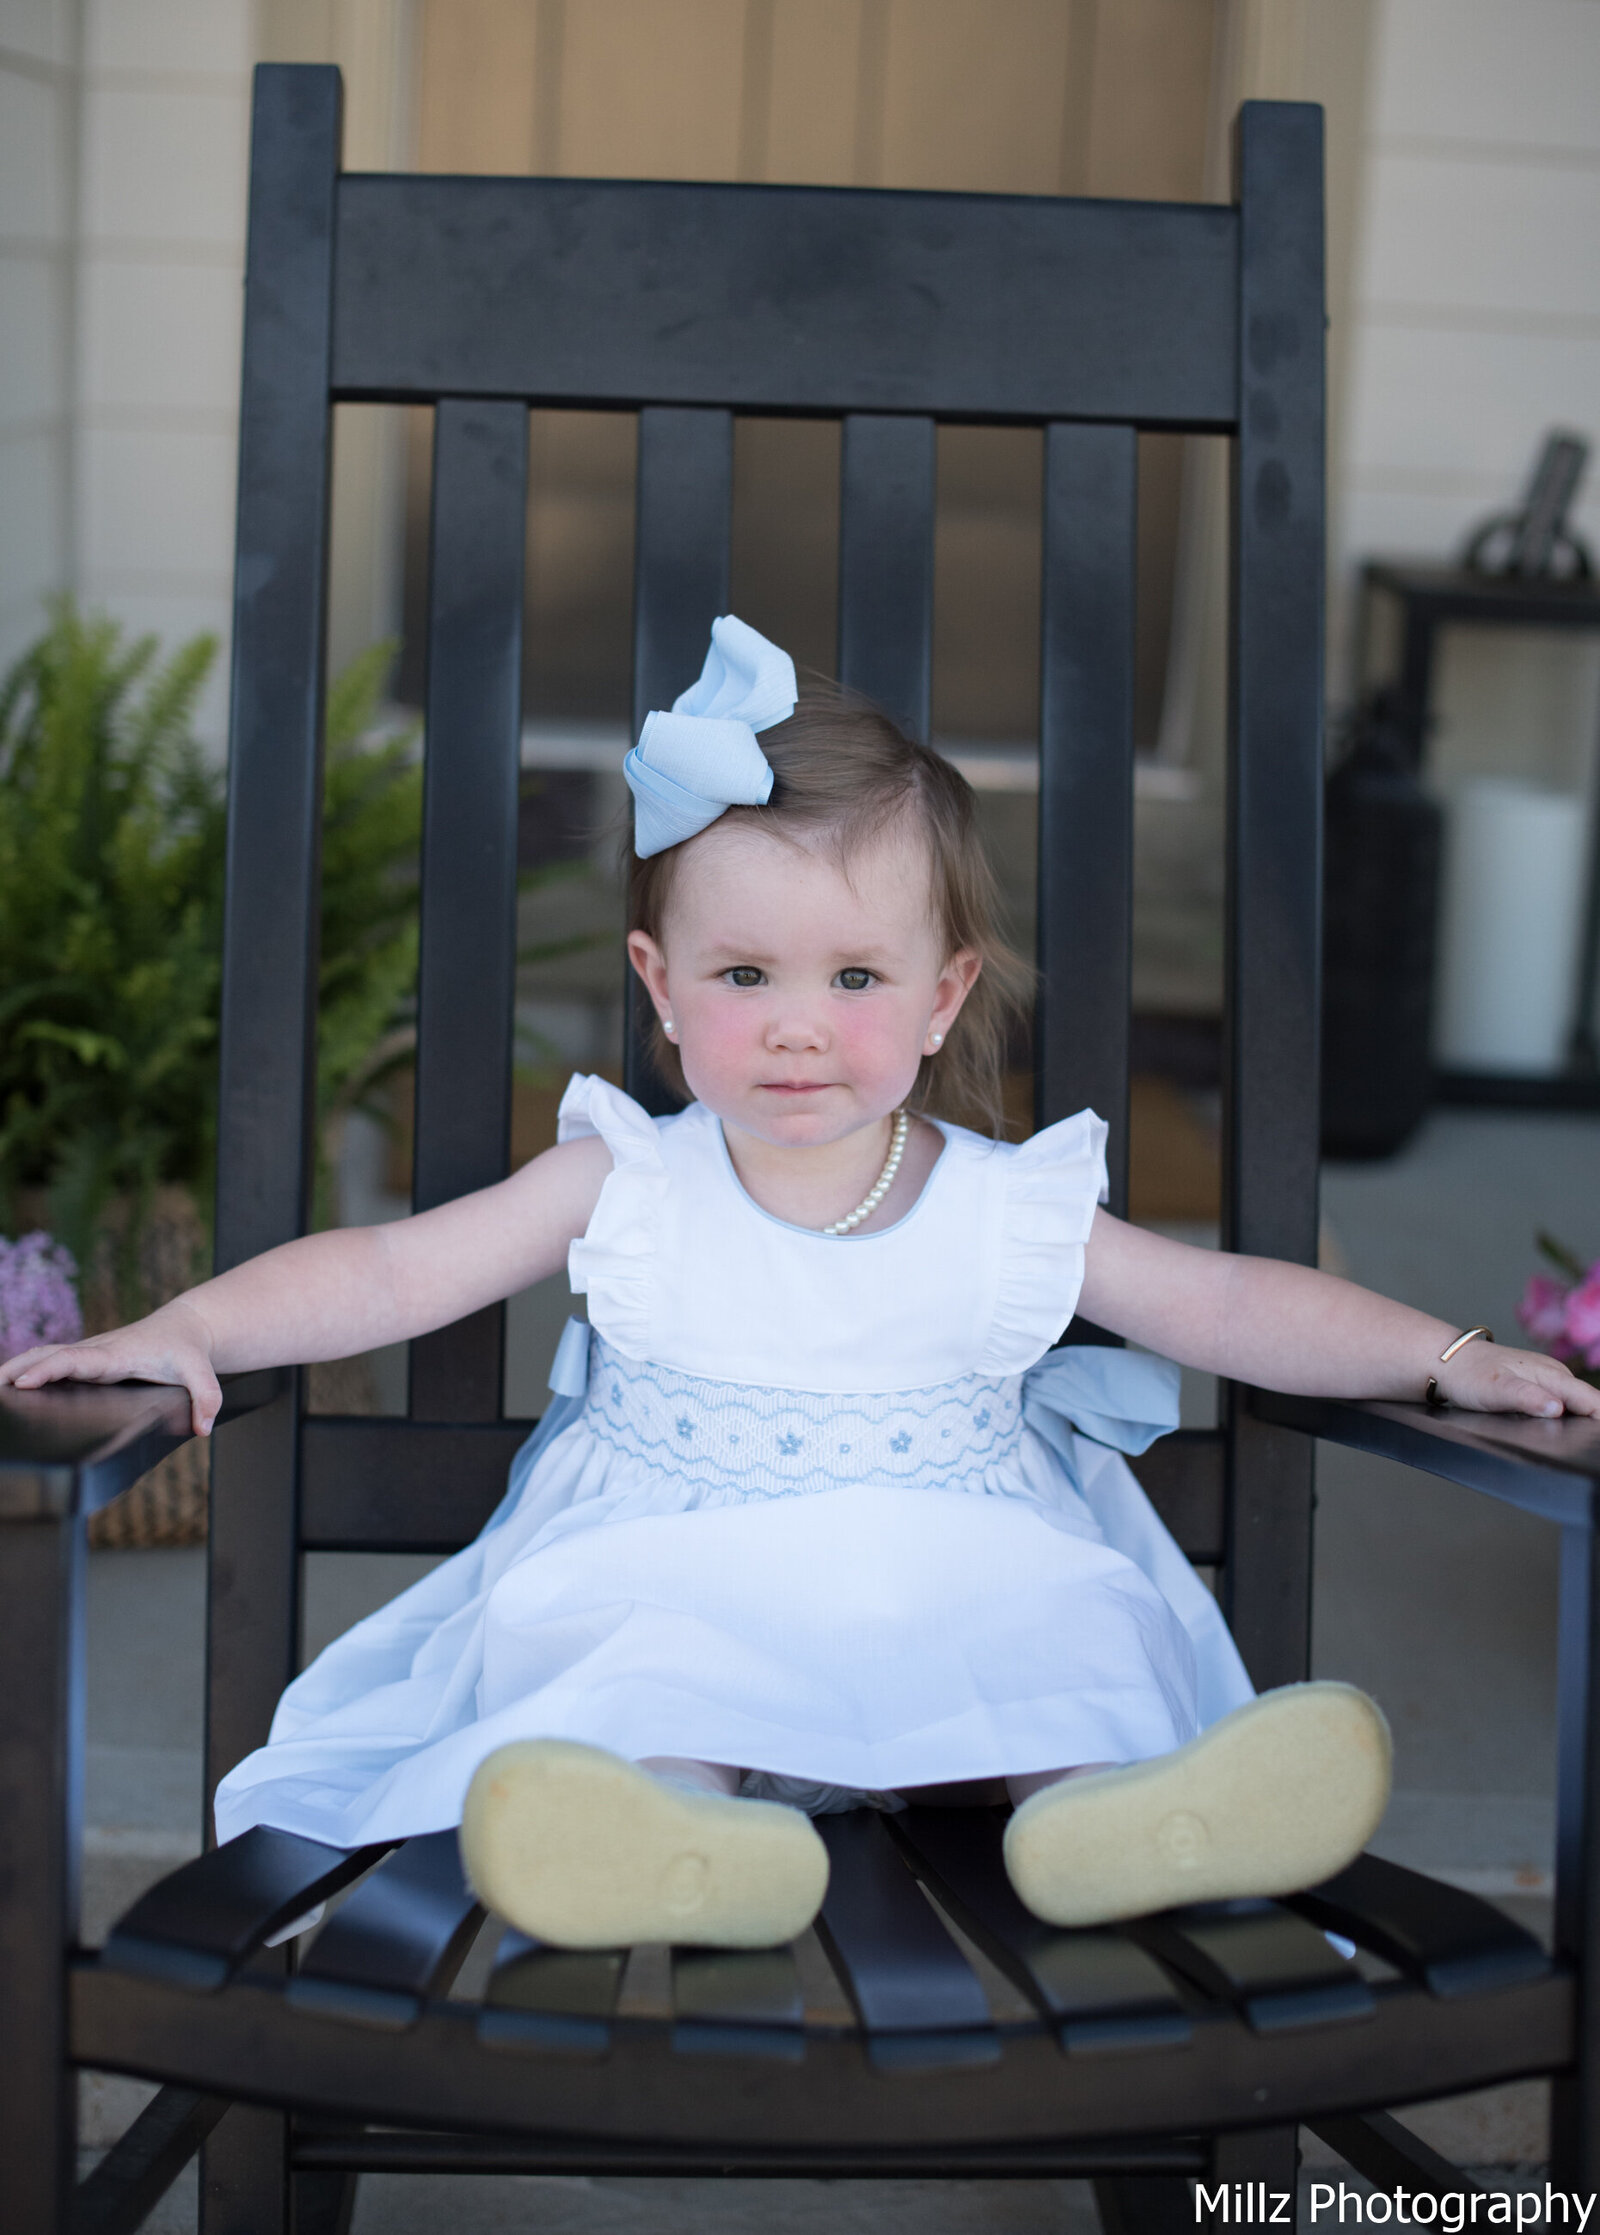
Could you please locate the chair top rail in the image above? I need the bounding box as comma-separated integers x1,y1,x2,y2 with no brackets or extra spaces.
328,169,1240,428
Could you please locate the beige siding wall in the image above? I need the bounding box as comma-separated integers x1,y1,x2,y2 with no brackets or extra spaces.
1337,0,1600,782
72,0,253,745
259,0,417,679
0,0,80,674
408,0,1218,740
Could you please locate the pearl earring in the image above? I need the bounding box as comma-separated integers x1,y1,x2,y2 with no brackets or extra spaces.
662,1018,676,1038
928,1031,944,1051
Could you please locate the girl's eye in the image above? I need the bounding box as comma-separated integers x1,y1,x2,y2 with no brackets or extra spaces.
725,966,765,988
836,968,875,992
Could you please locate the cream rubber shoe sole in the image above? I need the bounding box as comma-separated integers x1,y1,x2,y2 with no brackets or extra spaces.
460,1739,830,1949
1002,1682,1392,1928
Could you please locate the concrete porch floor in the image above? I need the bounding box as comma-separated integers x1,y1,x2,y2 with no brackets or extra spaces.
77,1104,1599,2223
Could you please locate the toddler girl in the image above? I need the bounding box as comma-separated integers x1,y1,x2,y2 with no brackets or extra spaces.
6,616,1595,1952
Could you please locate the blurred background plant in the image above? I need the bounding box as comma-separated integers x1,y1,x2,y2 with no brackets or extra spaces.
1518,1234,1600,1389
0,603,590,1328
0,1231,82,1363
0,611,399,1312
0,604,594,1543
0,603,226,1320
0,604,439,1325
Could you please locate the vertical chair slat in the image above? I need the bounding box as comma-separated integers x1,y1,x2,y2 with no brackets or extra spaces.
1223,100,1325,1270
1220,103,1324,1693
626,406,734,1111
836,413,936,742
1035,421,1138,1205
408,398,529,1422
207,77,342,2070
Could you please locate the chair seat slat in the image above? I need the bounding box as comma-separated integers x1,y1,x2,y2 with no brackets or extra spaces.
1289,1852,1550,1998
1133,1901,1375,2033
670,1946,806,2061
286,1831,482,2027
103,1829,384,1991
478,1933,626,2056
889,1806,1192,2054
815,1812,997,2070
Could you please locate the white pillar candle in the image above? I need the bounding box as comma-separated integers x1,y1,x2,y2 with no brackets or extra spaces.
1435,777,1588,1075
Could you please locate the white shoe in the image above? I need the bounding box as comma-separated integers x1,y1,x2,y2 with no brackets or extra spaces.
1002,1682,1392,1928
460,1739,830,1949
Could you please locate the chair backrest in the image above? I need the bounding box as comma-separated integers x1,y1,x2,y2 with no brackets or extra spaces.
205,63,1324,1806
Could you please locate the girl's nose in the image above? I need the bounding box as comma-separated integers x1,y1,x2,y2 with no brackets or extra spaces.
766,1007,828,1052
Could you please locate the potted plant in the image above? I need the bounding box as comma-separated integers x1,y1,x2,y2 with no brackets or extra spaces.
1519,1235,1600,1389
0,607,430,1540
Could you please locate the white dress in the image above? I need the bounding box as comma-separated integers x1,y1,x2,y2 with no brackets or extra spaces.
214,1076,1253,1848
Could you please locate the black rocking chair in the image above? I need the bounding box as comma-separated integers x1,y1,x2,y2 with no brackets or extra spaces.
4,63,1599,2235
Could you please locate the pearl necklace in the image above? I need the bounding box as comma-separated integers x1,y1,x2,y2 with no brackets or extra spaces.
821,1110,910,1236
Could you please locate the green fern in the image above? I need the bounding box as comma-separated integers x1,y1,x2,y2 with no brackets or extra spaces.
0,604,226,1301
1,606,601,1304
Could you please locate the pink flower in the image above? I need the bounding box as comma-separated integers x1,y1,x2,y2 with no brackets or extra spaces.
1568,1274,1600,1370
1519,1272,1574,1350
0,1232,82,1363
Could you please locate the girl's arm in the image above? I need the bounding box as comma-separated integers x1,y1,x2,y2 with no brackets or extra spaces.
1078,1209,1600,1420
0,1134,614,1436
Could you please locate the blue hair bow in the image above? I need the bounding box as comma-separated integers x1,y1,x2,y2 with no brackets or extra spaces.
625,615,798,858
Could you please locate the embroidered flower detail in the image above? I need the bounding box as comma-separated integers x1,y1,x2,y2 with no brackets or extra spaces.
839,1441,851,1454
889,1430,912,1454
974,1408,991,1430
611,1382,622,1403
776,1431,803,1456
676,1415,695,1438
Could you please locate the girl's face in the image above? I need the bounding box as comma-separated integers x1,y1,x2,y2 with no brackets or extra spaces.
627,817,980,1150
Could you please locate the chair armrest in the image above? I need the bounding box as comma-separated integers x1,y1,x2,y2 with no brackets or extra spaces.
0,1370,285,1523
1250,1388,1600,1526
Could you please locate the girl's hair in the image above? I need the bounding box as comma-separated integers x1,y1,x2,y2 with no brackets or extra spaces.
625,685,1033,1138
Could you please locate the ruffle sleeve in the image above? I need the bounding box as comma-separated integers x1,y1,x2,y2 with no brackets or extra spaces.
558,1074,669,1359
976,1108,1109,1375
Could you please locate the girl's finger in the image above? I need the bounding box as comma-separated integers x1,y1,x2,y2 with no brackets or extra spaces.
192,1373,223,1437
0,1344,63,1382
1505,1370,1592,1419
11,1350,88,1386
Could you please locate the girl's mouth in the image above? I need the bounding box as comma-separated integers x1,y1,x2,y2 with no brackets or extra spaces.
760,1082,833,1095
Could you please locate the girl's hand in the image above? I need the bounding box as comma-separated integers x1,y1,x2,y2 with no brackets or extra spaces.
1433,1340,1600,1421
0,1298,222,1437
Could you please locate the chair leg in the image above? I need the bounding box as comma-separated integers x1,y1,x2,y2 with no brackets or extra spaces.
1551,1518,1600,2187
1210,2127,1301,2229
1093,2178,1195,2235
0,1513,85,2235
201,2104,292,2235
